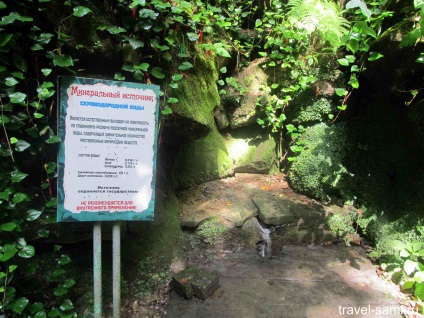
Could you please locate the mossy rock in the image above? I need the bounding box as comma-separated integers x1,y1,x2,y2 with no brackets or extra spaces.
223,59,269,129
286,84,338,126
225,126,277,174
172,48,221,140
171,129,234,189
288,122,353,200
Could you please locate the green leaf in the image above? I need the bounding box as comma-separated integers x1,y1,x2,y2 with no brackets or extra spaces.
390,240,406,251
63,278,76,289
73,6,92,17
15,140,31,152
0,32,13,46
402,280,415,290
150,67,165,79
335,88,348,96
134,63,149,71
337,58,349,66
416,53,424,63
368,52,383,61
169,83,178,89
348,74,359,89
19,245,35,258
220,67,227,73
161,106,172,115
415,282,424,300
59,255,71,265
172,74,184,81
46,136,61,144
0,222,17,232
215,46,231,58
48,308,60,317
128,38,144,50
42,68,52,76
13,192,30,203
346,0,372,19
0,1,6,9
187,32,199,41
35,311,47,318
114,72,125,81
27,209,42,221
178,62,193,71
415,0,424,9
167,97,178,104
9,92,26,103
54,286,69,297
9,297,29,314
59,299,74,311
53,55,74,67
11,170,28,183
37,229,49,238
105,26,126,34
0,244,18,261
5,77,18,86
400,29,421,48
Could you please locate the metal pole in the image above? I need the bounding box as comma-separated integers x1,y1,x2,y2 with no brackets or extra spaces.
93,222,102,318
112,221,121,318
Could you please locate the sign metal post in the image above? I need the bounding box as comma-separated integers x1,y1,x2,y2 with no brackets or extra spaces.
112,221,121,318
93,222,102,318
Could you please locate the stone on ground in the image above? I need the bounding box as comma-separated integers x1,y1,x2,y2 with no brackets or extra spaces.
170,268,219,300
252,192,295,225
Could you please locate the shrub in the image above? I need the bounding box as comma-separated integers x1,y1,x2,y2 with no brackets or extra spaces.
288,122,354,200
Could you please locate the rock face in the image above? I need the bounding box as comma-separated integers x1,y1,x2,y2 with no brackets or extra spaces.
171,268,220,300
179,178,258,228
225,126,277,174
222,59,269,129
171,129,234,189
172,48,221,141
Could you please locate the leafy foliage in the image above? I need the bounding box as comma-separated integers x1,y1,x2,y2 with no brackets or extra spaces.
287,0,350,51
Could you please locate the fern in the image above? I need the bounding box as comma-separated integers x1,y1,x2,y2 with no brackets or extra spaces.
287,0,350,51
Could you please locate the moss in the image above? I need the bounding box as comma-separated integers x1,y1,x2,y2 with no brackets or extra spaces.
173,47,220,131
124,192,183,262
288,122,353,200
171,129,234,189
286,88,337,125
225,126,277,173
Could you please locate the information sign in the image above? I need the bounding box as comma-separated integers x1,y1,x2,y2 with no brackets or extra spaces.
57,77,160,222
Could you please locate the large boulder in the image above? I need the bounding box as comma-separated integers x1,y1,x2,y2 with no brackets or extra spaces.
171,129,234,189
225,126,277,174
222,59,269,129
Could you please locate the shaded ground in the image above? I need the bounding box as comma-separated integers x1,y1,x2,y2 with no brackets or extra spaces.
159,174,418,318
164,246,405,318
